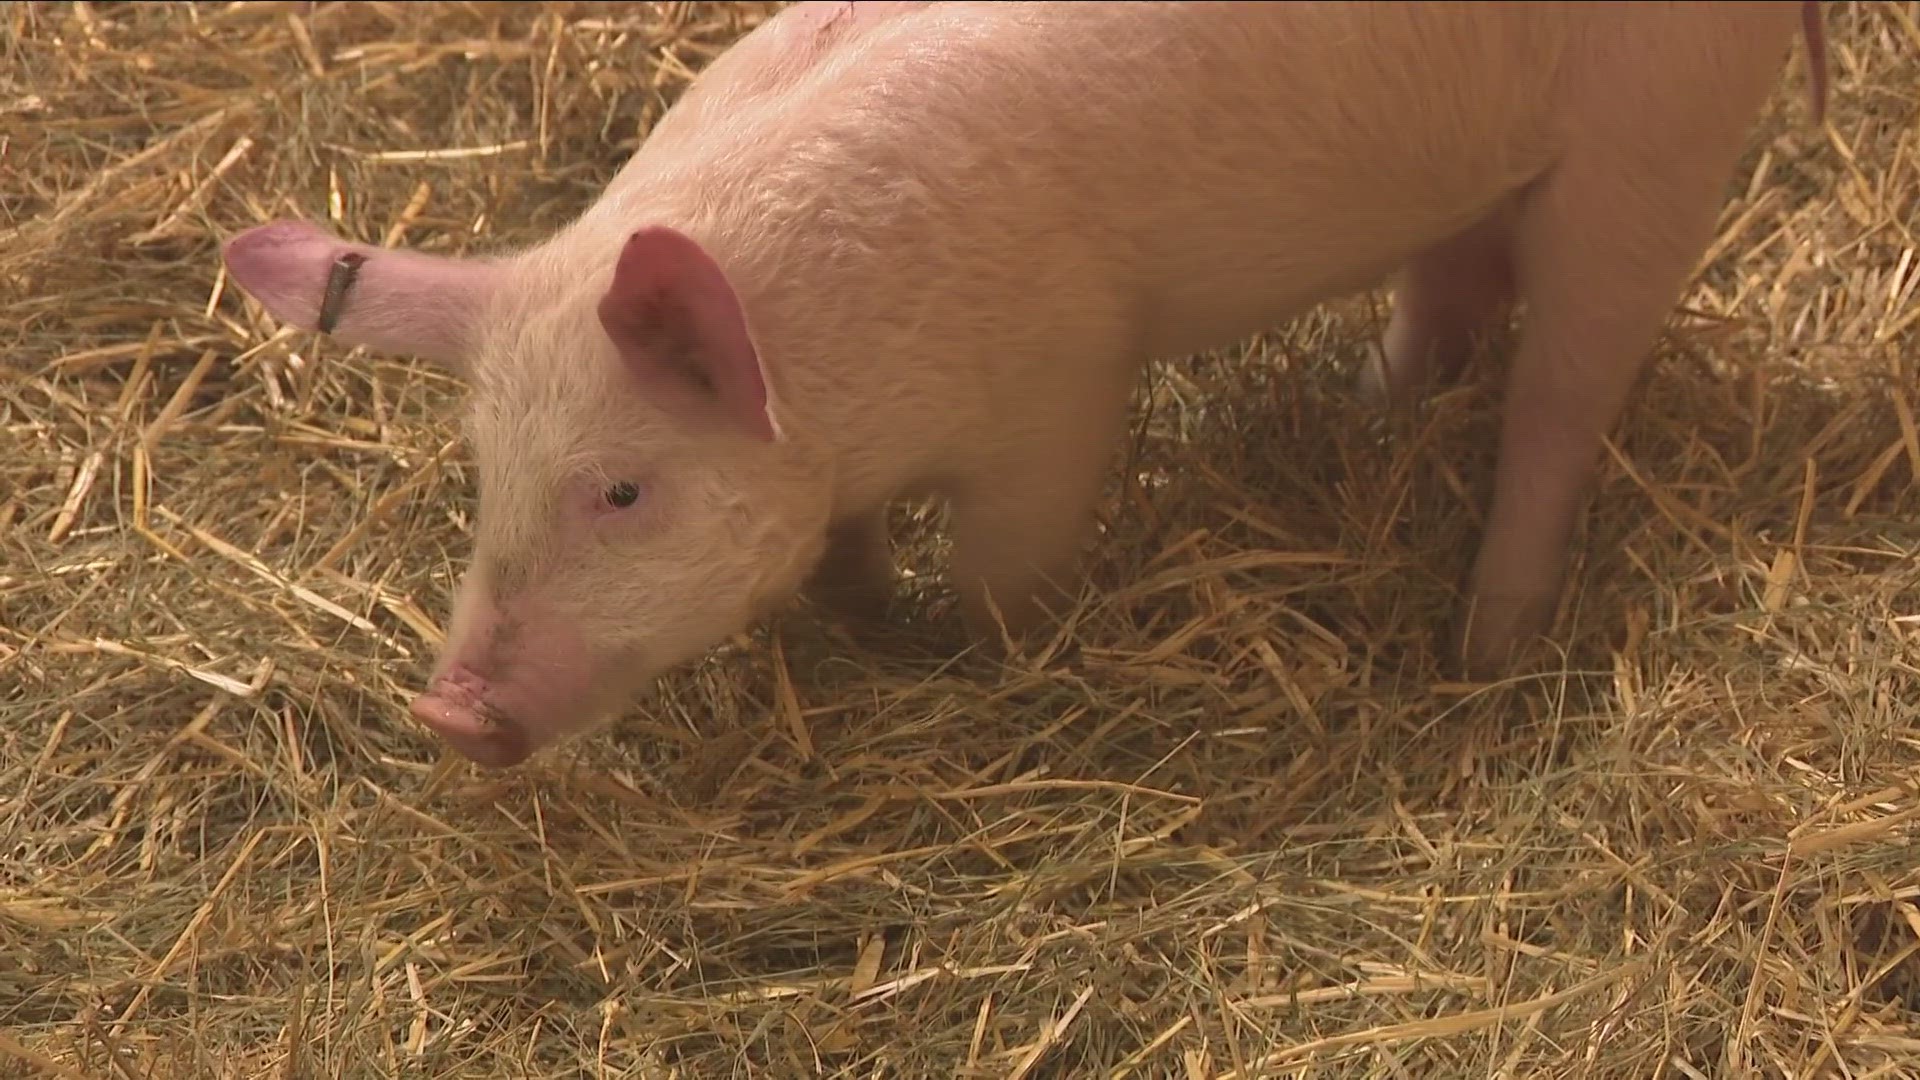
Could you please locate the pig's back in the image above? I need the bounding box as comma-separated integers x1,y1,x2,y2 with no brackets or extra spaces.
872,1,1794,357
641,3,1567,355
580,2,1799,395
982,1,1576,353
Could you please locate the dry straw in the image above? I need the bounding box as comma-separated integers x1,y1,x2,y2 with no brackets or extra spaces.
3,1,1919,1076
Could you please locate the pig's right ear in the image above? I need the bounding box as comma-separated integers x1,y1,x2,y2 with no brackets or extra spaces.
597,225,781,443
221,219,501,374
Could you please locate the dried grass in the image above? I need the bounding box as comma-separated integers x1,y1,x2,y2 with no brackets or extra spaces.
3,1,1920,1076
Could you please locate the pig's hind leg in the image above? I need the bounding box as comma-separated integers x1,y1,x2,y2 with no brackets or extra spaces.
1458,119,1773,678
1363,204,1518,411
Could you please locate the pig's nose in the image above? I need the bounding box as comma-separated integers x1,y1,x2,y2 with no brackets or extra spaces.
409,678,531,769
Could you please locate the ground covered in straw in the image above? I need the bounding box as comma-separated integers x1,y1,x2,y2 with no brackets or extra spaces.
4,2,1919,1076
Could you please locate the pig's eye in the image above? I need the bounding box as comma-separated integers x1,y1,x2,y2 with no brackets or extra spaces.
604,481,641,509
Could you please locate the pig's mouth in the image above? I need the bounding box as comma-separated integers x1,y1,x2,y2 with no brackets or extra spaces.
408,667,533,769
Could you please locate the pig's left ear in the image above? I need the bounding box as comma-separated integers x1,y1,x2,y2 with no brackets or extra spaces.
222,219,502,375
597,225,782,444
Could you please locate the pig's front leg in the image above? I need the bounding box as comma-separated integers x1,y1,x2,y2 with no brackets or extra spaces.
802,510,897,625
947,375,1134,652
1459,146,1756,678
1364,204,1518,411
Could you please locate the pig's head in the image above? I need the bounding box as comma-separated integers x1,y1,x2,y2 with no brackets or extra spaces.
221,219,833,767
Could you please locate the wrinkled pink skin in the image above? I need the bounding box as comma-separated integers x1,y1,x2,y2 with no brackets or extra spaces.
220,1,1825,768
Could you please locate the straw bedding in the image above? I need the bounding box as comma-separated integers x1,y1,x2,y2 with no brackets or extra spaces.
4,1,1919,1076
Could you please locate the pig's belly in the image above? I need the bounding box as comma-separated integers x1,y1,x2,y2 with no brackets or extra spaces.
1133,199,1511,362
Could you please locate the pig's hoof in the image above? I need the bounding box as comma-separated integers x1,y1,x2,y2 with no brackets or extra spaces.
1354,341,1396,410
1453,595,1557,682
819,599,889,633
1355,340,1439,417
803,577,899,629
834,609,905,649
836,616,967,665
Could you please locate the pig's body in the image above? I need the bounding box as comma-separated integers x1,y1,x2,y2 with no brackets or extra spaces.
222,1,1822,767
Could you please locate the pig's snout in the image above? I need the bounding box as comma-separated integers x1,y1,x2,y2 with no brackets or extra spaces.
405,592,612,768
409,666,533,769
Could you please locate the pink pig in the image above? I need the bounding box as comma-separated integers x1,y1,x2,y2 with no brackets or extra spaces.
222,1,1827,768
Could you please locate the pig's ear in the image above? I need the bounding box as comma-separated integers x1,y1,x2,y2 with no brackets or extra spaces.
596,225,781,443
221,219,500,374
